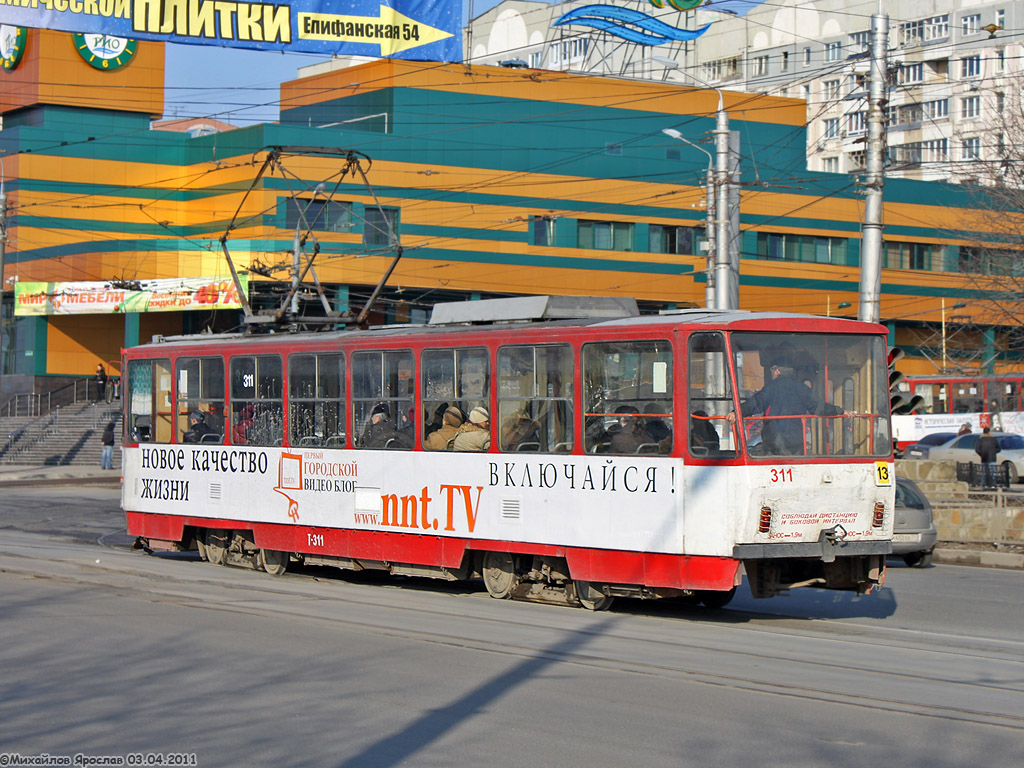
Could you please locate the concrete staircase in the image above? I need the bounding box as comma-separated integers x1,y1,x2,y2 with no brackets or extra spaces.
0,402,122,468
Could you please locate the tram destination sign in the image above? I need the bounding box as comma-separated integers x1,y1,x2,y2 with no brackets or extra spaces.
0,0,460,61
14,276,249,315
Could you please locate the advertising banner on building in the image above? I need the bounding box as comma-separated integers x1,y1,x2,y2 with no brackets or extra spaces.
0,0,460,61
14,276,249,316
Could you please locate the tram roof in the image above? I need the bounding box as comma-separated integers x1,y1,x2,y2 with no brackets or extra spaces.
134,306,882,354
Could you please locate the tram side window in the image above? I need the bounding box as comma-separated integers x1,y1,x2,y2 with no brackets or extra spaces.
289,353,345,448
126,358,172,443
584,341,673,455
687,333,736,457
497,345,573,453
176,357,225,444
421,348,489,450
952,384,984,414
230,355,284,446
352,350,414,450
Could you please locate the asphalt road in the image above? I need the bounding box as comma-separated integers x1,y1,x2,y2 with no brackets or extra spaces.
0,487,1022,767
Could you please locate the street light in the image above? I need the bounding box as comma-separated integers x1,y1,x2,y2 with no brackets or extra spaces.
826,299,852,316
662,128,715,309
941,299,968,371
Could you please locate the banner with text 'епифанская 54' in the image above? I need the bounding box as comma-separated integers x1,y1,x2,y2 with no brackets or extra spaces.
0,0,461,61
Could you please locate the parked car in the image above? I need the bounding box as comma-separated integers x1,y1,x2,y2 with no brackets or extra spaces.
926,431,1024,483
903,431,957,459
892,476,938,568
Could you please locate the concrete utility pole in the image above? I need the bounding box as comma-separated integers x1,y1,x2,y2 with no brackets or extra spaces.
715,104,741,311
858,9,889,324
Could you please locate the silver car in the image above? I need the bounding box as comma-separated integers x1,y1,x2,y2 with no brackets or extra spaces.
892,477,938,568
926,431,1024,484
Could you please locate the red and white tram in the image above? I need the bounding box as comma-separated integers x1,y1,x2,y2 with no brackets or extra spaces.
122,298,895,610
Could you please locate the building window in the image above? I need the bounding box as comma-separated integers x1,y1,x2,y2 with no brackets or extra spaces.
923,99,948,119
995,92,1005,115
531,216,555,246
961,95,980,119
996,49,1005,72
961,14,980,35
822,157,839,173
963,137,981,160
702,57,740,82
848,150,866,169
825,41,841,62
285,198,353,232
649,224,703,255
578,220,634,251
755,233,849,265
848,111,867,135
961,55,981,78
924,15,950,40
822,118,840,139
363,206,399,248
753,55,768,76
849,31,870,51
822,79,841,100
781,51,789,71
884,242,933,271
997,9,1006,28
898,63,923,84
803,47,811,65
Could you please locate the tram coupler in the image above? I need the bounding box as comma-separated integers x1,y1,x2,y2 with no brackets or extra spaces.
817,524,849,563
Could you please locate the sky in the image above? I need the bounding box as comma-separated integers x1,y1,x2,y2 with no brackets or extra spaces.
161,0,767,125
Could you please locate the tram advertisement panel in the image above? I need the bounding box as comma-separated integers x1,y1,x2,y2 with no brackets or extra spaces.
124,445,891,554
124,444,681,553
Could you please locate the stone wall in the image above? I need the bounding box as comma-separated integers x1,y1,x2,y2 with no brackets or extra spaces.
897,460,1024,543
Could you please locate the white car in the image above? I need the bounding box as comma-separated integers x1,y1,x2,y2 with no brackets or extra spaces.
891,477,938,568
926,432,1024,484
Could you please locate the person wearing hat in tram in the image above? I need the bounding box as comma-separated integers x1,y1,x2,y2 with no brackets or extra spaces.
726,357,848,456
183,410,215,443
425,405,465,450
360,402,411,449
453,406,491,451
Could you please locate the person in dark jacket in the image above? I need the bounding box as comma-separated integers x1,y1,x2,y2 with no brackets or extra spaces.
360,402,411,449
727,359,848,456
975,427,1001,487
95,364,108,402
183,411,215,444
100,421,115,469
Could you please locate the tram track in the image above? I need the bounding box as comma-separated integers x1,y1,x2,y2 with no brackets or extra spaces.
2,530,1022,734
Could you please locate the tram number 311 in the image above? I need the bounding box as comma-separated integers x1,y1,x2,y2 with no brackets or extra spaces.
770,468,794,483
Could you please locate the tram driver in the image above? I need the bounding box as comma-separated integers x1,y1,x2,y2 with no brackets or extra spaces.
184,410,216,443
726,358,848,456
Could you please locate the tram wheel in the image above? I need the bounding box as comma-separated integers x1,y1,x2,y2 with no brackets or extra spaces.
575,581,614,611
482,551,517,599
204,529,228,566
696,587,736,609
259,549,289,577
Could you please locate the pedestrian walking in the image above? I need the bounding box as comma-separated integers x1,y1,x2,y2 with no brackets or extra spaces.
100,420,115,470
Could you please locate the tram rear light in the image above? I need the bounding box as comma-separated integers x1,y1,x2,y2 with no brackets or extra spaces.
872,501,886,528
758,505,773,533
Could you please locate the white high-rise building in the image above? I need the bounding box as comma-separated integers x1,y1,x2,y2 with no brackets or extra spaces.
466,0,1020,184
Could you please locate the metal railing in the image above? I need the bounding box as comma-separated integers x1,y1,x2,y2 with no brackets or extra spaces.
1,376,121,418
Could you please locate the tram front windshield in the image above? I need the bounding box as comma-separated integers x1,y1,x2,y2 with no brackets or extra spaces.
730,332,890,458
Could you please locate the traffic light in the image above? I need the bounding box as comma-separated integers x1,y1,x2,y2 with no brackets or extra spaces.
888,346,923,414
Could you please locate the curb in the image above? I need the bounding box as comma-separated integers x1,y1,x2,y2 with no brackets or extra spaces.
932,548,1024,570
